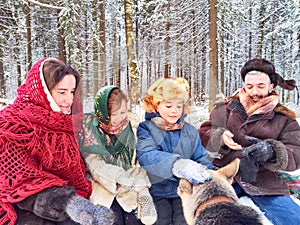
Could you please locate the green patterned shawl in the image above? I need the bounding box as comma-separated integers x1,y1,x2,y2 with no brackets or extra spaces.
80,86,135,169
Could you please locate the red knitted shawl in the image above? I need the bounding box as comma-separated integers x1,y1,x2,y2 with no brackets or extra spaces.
0,58,92,225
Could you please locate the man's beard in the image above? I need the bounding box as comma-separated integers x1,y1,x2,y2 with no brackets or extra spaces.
250,94,266,103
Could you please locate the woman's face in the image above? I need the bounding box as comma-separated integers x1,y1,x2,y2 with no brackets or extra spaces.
157,99,183,124
109,99,128,127
50,74,76,114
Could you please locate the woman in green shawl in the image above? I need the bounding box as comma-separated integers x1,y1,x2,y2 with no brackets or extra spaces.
80,86,157,225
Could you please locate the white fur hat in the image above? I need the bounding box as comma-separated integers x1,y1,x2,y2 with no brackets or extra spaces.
142,77,190,113
147,77,190,103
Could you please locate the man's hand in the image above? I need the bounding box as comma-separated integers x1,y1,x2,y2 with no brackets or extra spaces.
242,136,276,162
222,130,242,150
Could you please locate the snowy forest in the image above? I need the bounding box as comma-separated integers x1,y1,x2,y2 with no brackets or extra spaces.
0,0,299,111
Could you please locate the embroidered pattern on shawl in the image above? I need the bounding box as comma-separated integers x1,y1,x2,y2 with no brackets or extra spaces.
80,114,135,170
0,58,91,225
99,117,130,135
80,85,135,169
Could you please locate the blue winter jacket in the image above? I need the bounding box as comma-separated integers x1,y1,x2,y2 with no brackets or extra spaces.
136,113,212,198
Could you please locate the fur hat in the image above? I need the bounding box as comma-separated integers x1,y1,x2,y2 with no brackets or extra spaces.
241,58,296,90
142,77,190,113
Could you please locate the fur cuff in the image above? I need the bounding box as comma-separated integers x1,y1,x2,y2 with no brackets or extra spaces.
116,187,138,213
85,154,121,194
90,179,115,208
208,127,229,154
263,139,288,171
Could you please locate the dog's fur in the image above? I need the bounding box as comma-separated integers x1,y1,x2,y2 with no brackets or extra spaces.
178,159,263,225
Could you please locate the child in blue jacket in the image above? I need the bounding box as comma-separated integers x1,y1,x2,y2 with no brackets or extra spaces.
136,77,212,225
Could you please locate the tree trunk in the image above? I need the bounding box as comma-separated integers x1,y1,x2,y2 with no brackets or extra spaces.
25,1,32,71
164,2,171,78
0,49,5,98
12,2,22,86
208,0,218,112
256,2,265,58
92,0,99,96
57,9,66,62
270,1,276,62
248,0,253,59
192,9,199,100
135,0,139,66
220,12,225,95
84,9,90,98
113,13,120,87
124,0,139,105
99,0,106,86
201,44,206,99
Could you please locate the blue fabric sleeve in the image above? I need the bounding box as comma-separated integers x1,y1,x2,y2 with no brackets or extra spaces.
191,135,213,169
136,122,180,181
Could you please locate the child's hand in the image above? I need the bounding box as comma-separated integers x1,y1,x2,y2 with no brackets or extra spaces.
116,170,135,189
172,158,212,185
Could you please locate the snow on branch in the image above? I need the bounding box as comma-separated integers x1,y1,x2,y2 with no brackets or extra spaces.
24,0,65,10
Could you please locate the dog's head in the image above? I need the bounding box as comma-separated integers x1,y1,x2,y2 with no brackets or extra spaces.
177,158,240,225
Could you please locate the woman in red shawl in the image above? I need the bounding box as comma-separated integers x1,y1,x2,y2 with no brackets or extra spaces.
0,58,114,225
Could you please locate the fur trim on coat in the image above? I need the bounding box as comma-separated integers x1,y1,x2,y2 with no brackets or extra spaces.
264,139,288,171
274,103,298,120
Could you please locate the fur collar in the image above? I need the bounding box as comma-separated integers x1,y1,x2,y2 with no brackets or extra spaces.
274,103,298,120
239,88,279,116
215,94,297,120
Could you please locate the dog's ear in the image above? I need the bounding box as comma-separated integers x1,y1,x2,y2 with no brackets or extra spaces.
217,158,240,184
178,179,193,195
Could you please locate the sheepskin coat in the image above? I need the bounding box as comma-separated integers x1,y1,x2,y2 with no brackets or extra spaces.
199,97,300,196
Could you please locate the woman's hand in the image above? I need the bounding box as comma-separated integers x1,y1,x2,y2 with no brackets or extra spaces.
222,130,242,150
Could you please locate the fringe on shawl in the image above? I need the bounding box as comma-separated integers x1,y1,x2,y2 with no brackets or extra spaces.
0,104,91,224
0,202,16,225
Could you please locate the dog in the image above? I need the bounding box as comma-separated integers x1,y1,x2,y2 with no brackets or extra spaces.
178,158,263,225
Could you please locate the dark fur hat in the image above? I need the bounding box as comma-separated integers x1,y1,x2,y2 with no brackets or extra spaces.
241,58,296,90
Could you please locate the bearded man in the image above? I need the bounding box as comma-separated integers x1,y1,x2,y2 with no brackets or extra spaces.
199,58,300,225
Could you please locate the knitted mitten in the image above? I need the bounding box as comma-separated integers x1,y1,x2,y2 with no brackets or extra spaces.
65,195,115,225
137,188,157,225
172,158,212,185
30,185,76,221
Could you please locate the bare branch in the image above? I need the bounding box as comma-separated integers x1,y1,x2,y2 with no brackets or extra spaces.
23,0,65,10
